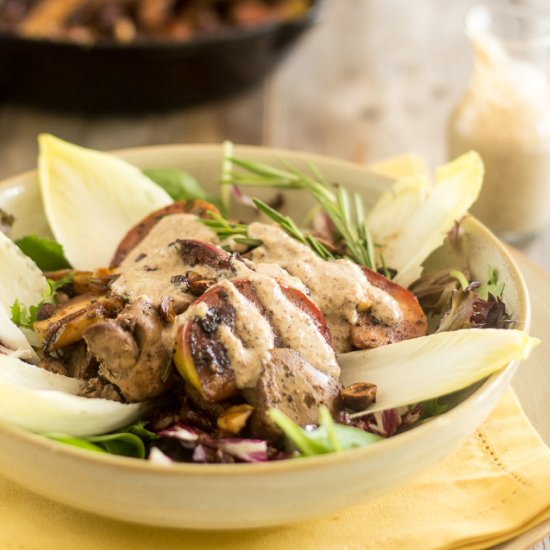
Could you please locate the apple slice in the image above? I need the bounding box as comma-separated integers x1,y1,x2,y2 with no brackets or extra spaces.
174,279,333,402
351,267,427,349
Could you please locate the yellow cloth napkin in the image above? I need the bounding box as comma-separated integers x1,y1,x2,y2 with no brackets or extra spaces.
0,388,548,550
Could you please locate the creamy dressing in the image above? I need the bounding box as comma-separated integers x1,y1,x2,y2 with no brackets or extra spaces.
251,276,339,379
180,268,340,390
248,222,403,352
113,214,220,307
241,259,309,295
111,244,220,307
210,280,275,389
121,214,218,267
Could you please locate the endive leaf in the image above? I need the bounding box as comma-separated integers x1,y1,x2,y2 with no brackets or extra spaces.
338,329,538,417
0,230,48,360
0,354,82,393
38,134,172,270
0,308,37,361
0,355,143,437
0,385,144,437
366,175,430,246
0,230,48,315
367,152,484,287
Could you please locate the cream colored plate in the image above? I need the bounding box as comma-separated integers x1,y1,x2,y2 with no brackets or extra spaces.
0,145,530,529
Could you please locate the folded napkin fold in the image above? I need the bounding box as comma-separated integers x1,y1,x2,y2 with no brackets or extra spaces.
1,155,548,549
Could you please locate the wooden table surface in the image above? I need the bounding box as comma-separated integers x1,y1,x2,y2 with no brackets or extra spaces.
0,1,548,547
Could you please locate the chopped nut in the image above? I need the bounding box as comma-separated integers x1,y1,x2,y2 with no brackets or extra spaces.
170,274,188,291
159,296,177,324
217,404,254,434
341,382,377,411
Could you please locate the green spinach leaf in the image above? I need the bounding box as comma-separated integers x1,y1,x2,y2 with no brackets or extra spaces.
15,235,71,271
46,432,146,458
144,168,213,202
269,406,381,457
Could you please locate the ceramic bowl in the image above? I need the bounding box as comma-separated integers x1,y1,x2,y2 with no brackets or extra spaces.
0,144,530,529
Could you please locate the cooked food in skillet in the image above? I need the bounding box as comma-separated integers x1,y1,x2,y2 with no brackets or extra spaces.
0,0,310,43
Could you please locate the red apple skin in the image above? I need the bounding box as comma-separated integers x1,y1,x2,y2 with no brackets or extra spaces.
351,267,427,349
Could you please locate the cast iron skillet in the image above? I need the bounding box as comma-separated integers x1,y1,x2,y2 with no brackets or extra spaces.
0,1,320,113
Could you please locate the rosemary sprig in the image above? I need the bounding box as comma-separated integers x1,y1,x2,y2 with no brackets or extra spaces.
222,156,377,269
202,211,248,239
233,237,264,247
202,211,263,251
253,199,335,261
202,202,333,260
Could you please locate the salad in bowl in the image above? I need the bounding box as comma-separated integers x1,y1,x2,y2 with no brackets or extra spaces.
0,136,537,527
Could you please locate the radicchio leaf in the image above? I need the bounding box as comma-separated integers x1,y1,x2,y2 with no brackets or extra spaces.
158,423,199,442
149,446,174,465
215,438,269,463
409,269,468,316
437,285,512,333
154,422,269,463
312,211,336,243
230,185,258,210
351,404,423,438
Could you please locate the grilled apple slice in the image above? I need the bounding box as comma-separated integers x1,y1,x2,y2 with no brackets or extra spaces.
174,279,332,402
351,267,427,349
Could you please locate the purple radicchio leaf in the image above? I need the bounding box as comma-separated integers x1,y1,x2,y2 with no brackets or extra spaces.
192,444,208,463
231,185,258,210
312,211,336,243
148,446,174,465
362,405,424,437
409,269,467,316
437,285,512,333
215,438,269,463
155,422,268,463
158,422,199,442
